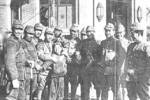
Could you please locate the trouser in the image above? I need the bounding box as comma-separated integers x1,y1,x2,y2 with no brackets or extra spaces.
80,66,100,100
64,63,79,100
49,76,64,100
99,74,122,100
126,81,150,100
6,80,26,100
37,73,50,100
25,73,37,100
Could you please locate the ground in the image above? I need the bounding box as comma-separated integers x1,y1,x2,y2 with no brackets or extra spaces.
0,84,138,100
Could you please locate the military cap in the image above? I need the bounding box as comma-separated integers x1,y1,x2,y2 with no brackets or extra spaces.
45,27,54,35
116,23,125,32
131,23,143,31
54,26,62,32
34,23,43,31
86,26,95,32
12,20,24,29
24,25,34,34
104,23,115,30
70,24,79,31
81,27,86,35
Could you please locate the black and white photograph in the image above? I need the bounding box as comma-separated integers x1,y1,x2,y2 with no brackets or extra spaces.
0,0,150,100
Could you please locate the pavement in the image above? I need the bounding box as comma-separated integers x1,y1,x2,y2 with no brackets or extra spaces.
0,84,137,100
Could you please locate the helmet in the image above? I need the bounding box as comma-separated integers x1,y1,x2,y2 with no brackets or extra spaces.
86,26,95,32
24,25,34,34
45,27,54,35
81,27,86,35
104,23,115,30
34,23,43,31
116,23,125,32
131,23,143,31
54,26,62,32
12,20,23,29
70,24,79,32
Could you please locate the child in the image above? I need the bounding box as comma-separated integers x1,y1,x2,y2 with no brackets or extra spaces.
49,42,67,100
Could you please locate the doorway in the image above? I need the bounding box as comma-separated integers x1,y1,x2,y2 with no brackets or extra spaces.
106,0,132,39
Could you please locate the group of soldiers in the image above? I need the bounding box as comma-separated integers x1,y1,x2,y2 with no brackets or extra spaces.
3,19,150,100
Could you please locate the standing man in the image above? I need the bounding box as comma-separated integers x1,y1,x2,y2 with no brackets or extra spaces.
36,27,55,100
115,23,131,100
99,23,125,100
32,23,43,47
21,25,43,100
125,23,150,100
77,26,100,100
53,26,63,44
63,24,81,100
80,27,87,40
4,20,26,100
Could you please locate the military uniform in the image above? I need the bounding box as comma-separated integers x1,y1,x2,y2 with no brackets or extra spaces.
125,41,150,100
21,37,39,96
77,35,100,100
4,20,26,100
36,28,54,100
63,35,80,100
21,25,43,100
62,24,81,100
125,23,150,100
99,36,126,100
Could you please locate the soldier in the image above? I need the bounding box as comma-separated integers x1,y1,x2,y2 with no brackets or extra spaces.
36,27,55,100
77,26,100,100
32,23,43,47
98,23,126,100
21,25,43,100
4,20,26,100
63,24,81,100
115,23,131,100
125,23,150,100
78,27,87,99
53,26,63,44
115,23,131,51
80,27,87,40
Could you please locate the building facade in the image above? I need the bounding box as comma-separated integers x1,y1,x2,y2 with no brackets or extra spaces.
0,0,150,40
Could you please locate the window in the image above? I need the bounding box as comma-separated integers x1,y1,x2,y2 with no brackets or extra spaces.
40,0,76,28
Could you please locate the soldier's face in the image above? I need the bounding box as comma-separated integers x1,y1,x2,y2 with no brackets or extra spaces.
86,31,94,38
71,30,78,39
35,30,42,38
54,45,62,55
26,33,34,42
54,30,62,37
116,30,125,40
131,30,141,42
14,28,23,40
45,33,54,42
105,29,115,38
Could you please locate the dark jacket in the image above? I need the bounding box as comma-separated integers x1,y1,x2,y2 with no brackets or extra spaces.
4,35,26,80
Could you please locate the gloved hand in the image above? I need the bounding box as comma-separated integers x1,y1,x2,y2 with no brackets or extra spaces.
12,79,19,88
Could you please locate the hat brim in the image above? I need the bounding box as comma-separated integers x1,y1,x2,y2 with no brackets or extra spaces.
104,27,113,30
13,25,24,30
35,27,43,31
